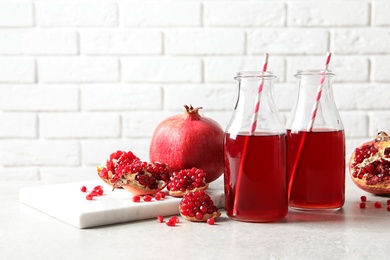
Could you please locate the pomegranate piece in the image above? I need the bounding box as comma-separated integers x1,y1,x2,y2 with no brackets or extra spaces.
113,161,171,196
179,190,221,222
149,105,224,184
86,195,94,200
168,167,209,197
97,150,140,186
349,132,390,195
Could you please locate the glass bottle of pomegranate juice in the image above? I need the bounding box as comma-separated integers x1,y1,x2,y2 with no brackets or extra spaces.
286,70,345,210
224,71,288,222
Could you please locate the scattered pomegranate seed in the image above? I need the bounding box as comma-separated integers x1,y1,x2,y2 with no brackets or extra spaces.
143,195,153,202
158,192,166,199
96,189,104,196
157,215,164,223
207,218,215,225
94,185,103,191
132,195,141,202
374,202,382,208
169,216,180,223
359,202,366,209
155,193,163,201
387,199,390,205
80,186,87,192
360,196,367,202
165,219,176,227
86,195,94,200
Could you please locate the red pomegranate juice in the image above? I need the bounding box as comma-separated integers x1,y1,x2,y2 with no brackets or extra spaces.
287,130,345,210
224,133,288,222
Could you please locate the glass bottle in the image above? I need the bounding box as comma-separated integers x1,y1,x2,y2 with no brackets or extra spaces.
286,70,345,210
224,71,288,222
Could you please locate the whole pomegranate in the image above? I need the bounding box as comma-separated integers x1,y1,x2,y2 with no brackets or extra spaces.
149,105,224,183
349,131,390,195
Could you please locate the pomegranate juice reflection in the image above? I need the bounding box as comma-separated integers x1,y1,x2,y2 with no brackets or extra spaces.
224,133,288,222
287,130,345,209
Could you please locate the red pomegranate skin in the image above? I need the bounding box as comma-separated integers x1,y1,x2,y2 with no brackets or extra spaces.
149,105,224,183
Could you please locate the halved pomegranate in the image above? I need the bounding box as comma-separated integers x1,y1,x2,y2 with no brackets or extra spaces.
113,161,171,195
349,131,390,195
179,190,221,222
97,150,140,186
167,168,209,197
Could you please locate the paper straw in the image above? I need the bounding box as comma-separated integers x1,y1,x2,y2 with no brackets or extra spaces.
232,53,270,216
288,52,333,200
249,53,269,135
306,52,332,131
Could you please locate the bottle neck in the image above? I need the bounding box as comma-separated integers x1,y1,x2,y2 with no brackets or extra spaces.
288,70,343,132
226,72,285,135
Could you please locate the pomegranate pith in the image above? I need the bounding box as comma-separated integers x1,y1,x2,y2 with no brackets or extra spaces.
149,105,224,183
349,132,390,195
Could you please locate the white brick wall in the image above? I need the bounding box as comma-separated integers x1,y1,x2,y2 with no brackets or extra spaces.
0,0,389,181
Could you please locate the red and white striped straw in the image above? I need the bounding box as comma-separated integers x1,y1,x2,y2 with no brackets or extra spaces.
306,52,332,132
249,53,269,135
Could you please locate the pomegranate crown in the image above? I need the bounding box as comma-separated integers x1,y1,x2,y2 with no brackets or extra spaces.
184,104,203,113
183,105,203,120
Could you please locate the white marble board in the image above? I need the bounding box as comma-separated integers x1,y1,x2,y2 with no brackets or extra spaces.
19,180,225,229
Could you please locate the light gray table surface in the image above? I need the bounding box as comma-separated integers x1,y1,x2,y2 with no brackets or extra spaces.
1,176,390,260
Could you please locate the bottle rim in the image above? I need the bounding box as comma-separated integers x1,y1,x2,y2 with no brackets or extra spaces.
234,71,277,80
295,69,334,78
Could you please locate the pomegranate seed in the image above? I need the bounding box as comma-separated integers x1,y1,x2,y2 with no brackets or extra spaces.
195,211,204,220
360,196,367,202
374,202,382,208
157,191,166,199
89,191,99,196
86,195,94,200
169,216,180,223
165,219,176,227
157,215,164,223
155,193,163,201
132,195,141,202
387,199,390,205
207,218,215,225
143,195,153,202
80,186,87,192
359,202,366,209
387,205,390,211
94,185,103,191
